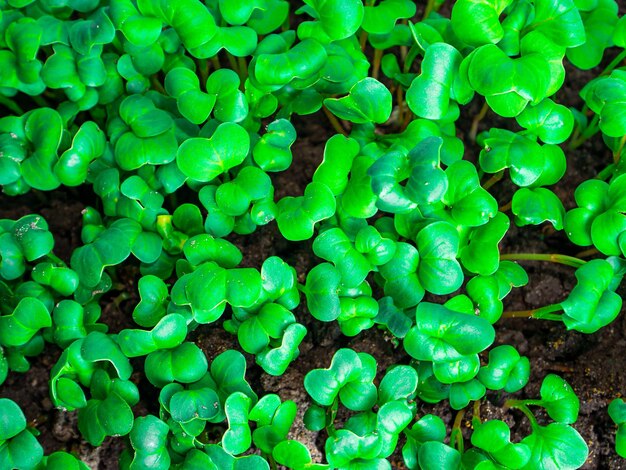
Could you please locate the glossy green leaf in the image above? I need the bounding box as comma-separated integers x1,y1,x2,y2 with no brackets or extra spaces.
609,398,626,458
477,345,530,392
325,429,385,469
451,0,513,46
537,374,580,424
378,242,424,309
441,160,498,227
0,398,26,441
205,69,249,123
77,392,135,446
528,0,585,48
362,0,416,35
165,67,215,124
472,420,531,469
416,221,463,295
276,182,336,241
176,122,250,182
253,39,327,90
304,348,377,411
566,0,618,69
378,365,418,405
512,188,565,230
466,44,554,117
460,212,509,276
404,302,495,363
253,119,297,172
55,121,106,187
520,423,587,470
449,379,486,410
312,134,360,196
0,428,43,470
418,442,461,470
128,415,170,470
313,227,371,287
324,78,392,124
407,43,463,120
0,297,51,347
297,0,364,42
402,414,446,469
222,392,252,455
561,259,622,333
145,342,208,387
137,0,218,57
516,99,574,144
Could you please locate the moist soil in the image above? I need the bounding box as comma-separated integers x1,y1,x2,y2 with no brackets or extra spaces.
2,14,626,470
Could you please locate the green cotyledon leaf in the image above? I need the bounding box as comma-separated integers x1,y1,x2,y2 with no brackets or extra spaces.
404,302,495,363
362,0,416,35
459,212,510,276
0,297,51,347
526,0,586,49
402,414,446,469
324,77,392,124
0,398,27,441
479,128,565,188
0,402,43,470
512,187,565,230
249,394,297,454
205,69,249,123
273,440,329,470
472,420,531,469
304,263,341,322
515,98,574,144
256,322,307,376
304,348,377,411
109,0,163,47
561,259,622,333
176,122,250,182
144,342,208,387
219,0,275,25
215,167,272,217
54,121,106,187
416,221,463,295
418,442,461,470
406,43,464,120
312,134,360,196
253,119,297,172
136,0,218,57
451,0,513,47
77,392,135,446
449,379,486,410
222,392,252,455
534,374,580,424
10,213,55,262
378,242,424,309
520,423,587,470
580,71,626,138
439,159,498,227
165,67,216,124
609,399,626,458
313,227,371,287
465,43,554,118
275,182,336,241
566,0,618,70
477,345,530,392
615,14,626,47
128,415,170,470
296,0,364,42
252,39,327,90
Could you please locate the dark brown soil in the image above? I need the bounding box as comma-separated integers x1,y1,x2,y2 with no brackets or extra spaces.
2,10,626,470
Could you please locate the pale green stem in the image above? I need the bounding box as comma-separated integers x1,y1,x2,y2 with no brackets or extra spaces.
500,253,586,268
